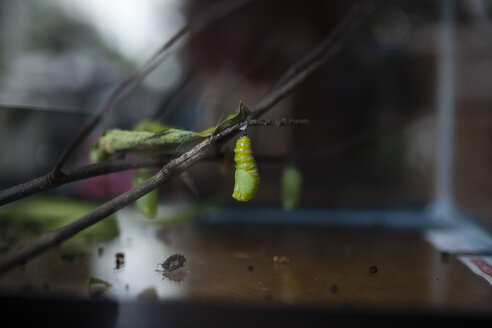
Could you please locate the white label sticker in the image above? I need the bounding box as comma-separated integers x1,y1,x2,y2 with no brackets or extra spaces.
425,229,491,253
458,256,492,286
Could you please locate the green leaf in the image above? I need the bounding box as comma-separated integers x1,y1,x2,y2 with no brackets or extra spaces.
282,165,303,211
132,168,158,219
200,100,251,136
90,128,204,163
89,101,251,163
133,119,172,132
87,277,112,288
0,196,119,246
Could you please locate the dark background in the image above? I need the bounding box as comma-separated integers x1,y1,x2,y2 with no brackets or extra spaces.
0,0,491,224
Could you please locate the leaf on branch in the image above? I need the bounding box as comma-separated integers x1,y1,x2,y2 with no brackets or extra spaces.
133,120,173,133
132,168,158,219
199,100,251,136
90,128,204,163
89,101,251,163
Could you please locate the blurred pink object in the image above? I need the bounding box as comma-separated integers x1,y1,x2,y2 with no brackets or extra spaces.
74,130,135,200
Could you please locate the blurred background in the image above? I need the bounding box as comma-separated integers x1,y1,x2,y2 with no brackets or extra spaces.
0,0,492,320
0,0,491,226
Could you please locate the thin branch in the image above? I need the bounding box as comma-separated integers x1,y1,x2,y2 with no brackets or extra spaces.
0,2,371,207
151,67,196,120
1,107,426,206
0,141,211,275
0,4,373,274
0,157,170,206
0,119,307,205
51,0,254,175
246,118,309,127
252,3,374,119
0,103,86,114
0,119,303,274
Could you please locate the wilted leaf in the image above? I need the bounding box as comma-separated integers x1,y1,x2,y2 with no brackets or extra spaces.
133,119,172,133
90,128,204,163
90,101,251,163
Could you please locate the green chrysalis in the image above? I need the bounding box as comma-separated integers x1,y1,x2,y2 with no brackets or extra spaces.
232,135,259,202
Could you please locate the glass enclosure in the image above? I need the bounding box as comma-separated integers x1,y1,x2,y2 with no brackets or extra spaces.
0,0,491,324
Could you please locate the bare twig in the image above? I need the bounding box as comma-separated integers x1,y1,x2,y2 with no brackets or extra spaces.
1,108,427,206
246,118,309,127
0,119,307,205
51,0,254,175
0,2,371,208
0,119,305,274
0,157,170,205
0,103,86,114
253,3,374,119
0,137,214,274
0,4,373,274
151,67,196,120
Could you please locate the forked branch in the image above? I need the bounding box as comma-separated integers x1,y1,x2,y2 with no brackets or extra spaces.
0,3,374,274
51,0,254,175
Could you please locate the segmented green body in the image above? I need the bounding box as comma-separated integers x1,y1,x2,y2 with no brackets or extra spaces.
232,135,259,201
